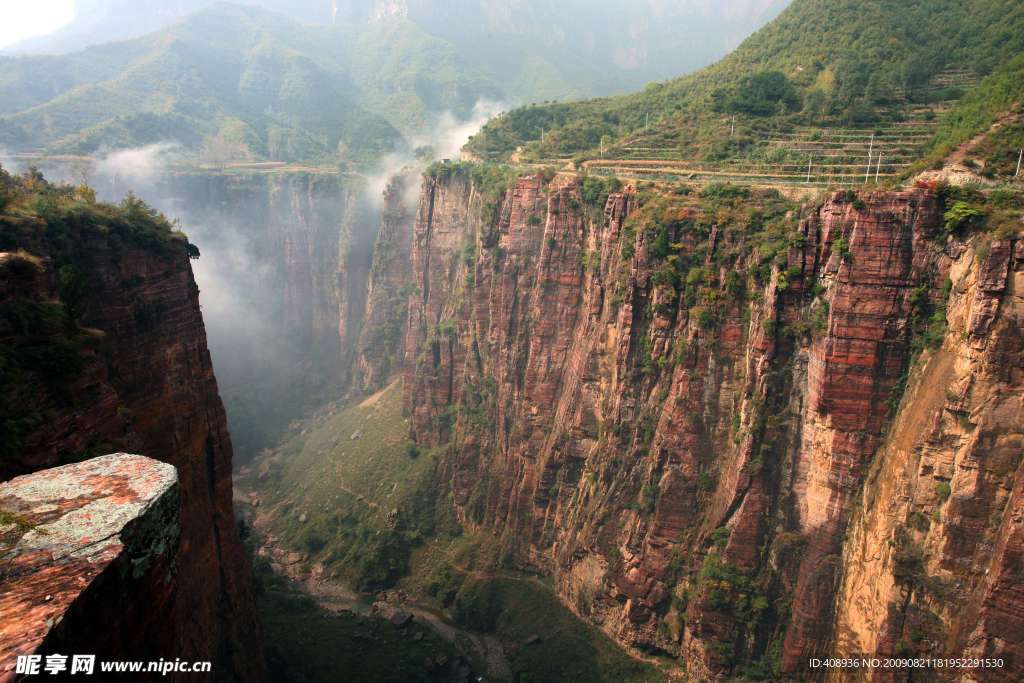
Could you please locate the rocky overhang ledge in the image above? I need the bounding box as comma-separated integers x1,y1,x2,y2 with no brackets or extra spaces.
0,454,180,681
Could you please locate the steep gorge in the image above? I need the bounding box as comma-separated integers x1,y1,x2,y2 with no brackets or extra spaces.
49,167,389,457
383,167,1022,678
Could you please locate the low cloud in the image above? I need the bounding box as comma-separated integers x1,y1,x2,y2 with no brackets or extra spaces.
0,146,13,172
430,99,508,160
365,98,508,208
95,142,181,186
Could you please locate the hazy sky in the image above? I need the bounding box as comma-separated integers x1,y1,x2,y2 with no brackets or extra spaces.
0,2,75,49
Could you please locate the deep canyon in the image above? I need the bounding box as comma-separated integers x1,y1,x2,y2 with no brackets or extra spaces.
2,1,1023,680
390,170,1023,677
8,149,1022,680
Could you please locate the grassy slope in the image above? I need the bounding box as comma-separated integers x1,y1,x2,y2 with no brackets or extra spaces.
399,542,669,682
932,55,1024,153
253,380,447,590
466,0,1024,164
458,576,665,682
248,379,666,681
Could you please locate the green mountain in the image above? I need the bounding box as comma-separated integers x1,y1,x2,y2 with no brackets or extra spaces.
0,4,475,161
4,1,791,101
381,0,791,101
466,0,1024,169
0,1,795,163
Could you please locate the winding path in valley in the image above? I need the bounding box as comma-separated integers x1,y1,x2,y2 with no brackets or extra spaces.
238,494,513,681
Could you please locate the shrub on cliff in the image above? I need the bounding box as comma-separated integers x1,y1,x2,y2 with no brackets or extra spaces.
2,171,187,255
943,201,984,237
580,175,622,211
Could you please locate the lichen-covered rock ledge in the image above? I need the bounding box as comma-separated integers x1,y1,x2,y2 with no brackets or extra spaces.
0,454,179,682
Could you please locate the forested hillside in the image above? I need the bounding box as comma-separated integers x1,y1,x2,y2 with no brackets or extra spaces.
466,0,1024,164
0,0,792,163
0,5,405,161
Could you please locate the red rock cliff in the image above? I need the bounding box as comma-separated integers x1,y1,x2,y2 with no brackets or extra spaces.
0,192,265,681
397,168,1022,679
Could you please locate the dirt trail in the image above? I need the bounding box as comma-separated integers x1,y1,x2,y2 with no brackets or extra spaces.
298,570,512,681
914,105,1021,186
946,106,1020,166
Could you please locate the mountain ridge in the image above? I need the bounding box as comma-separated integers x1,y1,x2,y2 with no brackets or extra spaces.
466,0,1024,170
0,0,792,163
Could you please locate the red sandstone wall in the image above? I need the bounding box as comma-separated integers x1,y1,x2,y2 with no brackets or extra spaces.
0,227,265,681
398,171,1022,679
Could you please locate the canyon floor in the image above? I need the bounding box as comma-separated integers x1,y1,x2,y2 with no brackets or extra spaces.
235,380,672,682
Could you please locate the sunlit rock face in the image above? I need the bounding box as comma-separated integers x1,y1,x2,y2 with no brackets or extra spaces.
392,171,1023,677
0,454,178,682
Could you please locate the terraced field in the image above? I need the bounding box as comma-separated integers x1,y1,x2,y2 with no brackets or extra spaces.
529,70,982,190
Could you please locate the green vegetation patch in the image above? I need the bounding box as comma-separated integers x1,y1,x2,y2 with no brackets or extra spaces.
424,160,520,204
259,584,460,683
618,185,797,310
449,576,664,682
468,0,1024,171
0,168,190,255
254,381,459,592
931,54,1024,158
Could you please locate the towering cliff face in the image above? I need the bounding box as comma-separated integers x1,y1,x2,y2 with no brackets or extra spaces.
9,160,398,456
396,167,1022,677
0,182,265,680
355,171,418,393
832,237,1023,678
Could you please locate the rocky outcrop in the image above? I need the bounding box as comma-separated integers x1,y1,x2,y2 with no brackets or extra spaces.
397,168,1022,678
0,454,179,681
0,203,264,680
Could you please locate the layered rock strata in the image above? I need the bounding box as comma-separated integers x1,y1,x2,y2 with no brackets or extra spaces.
396,169,1022,678
356,171,419,393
